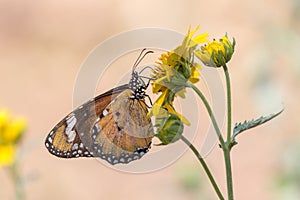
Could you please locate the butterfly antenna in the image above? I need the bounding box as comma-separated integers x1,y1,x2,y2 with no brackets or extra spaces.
132,48,146,72
139,66,153,75
132,49,154,72
138,75,155,80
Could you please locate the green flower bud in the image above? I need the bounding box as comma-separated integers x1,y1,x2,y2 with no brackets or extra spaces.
195,34,235,67
155,113,184,145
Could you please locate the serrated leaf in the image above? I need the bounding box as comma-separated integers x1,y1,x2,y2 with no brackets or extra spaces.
233,108,284,139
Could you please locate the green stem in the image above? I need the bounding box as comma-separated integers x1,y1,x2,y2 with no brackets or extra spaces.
11,160,24,200
223,64,232,143
181,135,224,200
187,82,225,148
224,147,234,200
223,64,234,200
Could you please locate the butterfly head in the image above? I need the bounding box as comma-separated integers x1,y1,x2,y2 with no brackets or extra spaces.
128,71,147,100
128,49,154,100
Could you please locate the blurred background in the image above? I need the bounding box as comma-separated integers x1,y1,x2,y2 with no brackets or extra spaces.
0,0,299,199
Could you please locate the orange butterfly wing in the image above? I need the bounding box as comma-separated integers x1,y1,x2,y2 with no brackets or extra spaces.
45,85,128,158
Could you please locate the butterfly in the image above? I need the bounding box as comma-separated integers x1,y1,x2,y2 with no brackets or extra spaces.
45,49,154,165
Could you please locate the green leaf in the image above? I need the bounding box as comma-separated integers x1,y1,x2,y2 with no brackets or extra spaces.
232,108,284,141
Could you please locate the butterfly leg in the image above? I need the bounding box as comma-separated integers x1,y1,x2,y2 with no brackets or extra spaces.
145,94,152,108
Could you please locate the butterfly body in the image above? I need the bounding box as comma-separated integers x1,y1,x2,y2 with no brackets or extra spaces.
45,50,154,165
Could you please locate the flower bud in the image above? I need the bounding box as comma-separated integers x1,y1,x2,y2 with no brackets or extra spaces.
155,113,184,145
196,34,235,67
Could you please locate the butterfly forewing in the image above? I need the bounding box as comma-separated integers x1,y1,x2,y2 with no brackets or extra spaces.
45,85,129,158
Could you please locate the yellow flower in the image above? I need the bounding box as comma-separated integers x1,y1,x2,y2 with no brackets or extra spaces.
150,26,207,145
0,109,26,167
151,27,207,94
196,34,235,67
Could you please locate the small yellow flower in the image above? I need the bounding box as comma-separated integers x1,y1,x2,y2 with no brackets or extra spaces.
196,34,235,67
0,109,26,168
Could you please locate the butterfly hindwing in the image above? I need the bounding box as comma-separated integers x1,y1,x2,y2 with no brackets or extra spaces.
91,89,154,165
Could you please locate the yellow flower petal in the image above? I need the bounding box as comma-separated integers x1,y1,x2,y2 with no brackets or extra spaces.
165,104,190,125
4,117,26,143
189,63,202,83
148,90,169,117
0,110,26,145
176,89,186,99
0,144,16,167
188,26,200,38
0,109,10,131
193,33,209,44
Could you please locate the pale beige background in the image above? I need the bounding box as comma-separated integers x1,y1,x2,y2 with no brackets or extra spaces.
0,0,299,199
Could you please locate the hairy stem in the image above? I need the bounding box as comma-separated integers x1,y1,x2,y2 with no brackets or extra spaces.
187,82,225,148
11,160,25,200
223,64,232,143
181,135,224,200
223,64,234,200
224,147,234,200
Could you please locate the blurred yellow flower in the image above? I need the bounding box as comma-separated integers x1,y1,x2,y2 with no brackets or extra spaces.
196,34,235,67
0,109,26,167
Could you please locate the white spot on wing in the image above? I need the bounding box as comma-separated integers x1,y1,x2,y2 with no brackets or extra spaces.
133,155,139,160
48,137,53,144
95,124,100,132
72,143,79,150
67,131,76,143
102,109,109,117
65,113,77,142
65,115,76,134
79,143,84,149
